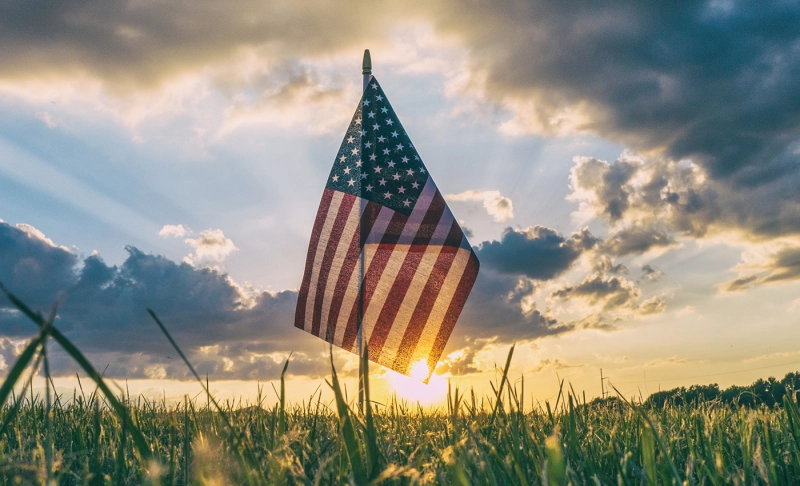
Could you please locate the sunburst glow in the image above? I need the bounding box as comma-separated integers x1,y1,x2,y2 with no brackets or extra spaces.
385,359,449,405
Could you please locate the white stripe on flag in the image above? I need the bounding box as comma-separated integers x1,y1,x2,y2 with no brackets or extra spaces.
303,191,344,332
317,197,361,340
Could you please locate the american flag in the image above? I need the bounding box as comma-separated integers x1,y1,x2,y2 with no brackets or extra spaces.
295,77,479,379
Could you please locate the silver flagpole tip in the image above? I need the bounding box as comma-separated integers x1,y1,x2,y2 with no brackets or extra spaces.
362,49,372,75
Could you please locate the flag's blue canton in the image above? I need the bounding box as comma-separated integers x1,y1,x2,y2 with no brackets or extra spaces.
325,77,428,216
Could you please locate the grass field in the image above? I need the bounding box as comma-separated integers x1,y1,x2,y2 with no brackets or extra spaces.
2,289,800,484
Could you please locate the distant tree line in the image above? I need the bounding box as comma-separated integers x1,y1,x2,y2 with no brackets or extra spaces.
643,372,800,408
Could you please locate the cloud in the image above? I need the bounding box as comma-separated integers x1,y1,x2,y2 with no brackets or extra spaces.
602,225,677,256
567,152,800,256
4,2,798,254
551,273,640,312
529,358,579,374
453,270,570,346
568,154,721,239
0,221,577,379
760,246,800,283
592,255,627,275
3,2,799,234
644,356,689,368
183,229,238,265
720,275,759,292
476,225,598,280
720,244,800,292
158,224,190,238
638,296,666,316
35,111,58,128
0,1,409,88
0,222,78,318
446,189,514,222
441,2,800,187
641,265,663,282
159,225,239,267
0,221,317,379
14,223,62,249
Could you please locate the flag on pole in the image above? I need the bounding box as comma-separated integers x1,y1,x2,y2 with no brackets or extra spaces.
295,75,479,379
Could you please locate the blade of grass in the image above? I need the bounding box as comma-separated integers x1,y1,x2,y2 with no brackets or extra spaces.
490,343,515,426
327,345,367,485
278,353,291,437
1,285,153,461
360,345,381,481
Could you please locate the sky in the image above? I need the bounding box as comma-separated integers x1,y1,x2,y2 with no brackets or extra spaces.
1,0,800,406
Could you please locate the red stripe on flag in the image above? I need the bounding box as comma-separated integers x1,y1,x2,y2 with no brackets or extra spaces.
295,189,335,330
391,219,463,373
323,200,381,342
426,250,480,372
368,191,447,359
310,194,356,336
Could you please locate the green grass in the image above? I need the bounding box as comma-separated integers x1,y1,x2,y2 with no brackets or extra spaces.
2,287,800,484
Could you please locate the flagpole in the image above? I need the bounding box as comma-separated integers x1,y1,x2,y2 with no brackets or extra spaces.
358,49,372,414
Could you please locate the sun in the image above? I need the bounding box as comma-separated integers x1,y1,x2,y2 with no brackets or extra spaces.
384,359,449,406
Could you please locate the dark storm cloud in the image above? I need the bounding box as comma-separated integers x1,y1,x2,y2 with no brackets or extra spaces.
452,269,570,348
438,0,800,251
0,221,324,379
0,223,77,314
476,226,598,280
0,0,410,86
437,1,800,183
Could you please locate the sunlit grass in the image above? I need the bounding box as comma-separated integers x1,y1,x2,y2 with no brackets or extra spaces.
1,286,800,484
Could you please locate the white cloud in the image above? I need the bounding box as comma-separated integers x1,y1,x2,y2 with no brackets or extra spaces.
158,224,190,238
638,296,666,316
16,223,54,246
144,365,167,380
446,189,514,222
15,223,67,250
35,111,58,128
184,229,238,265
